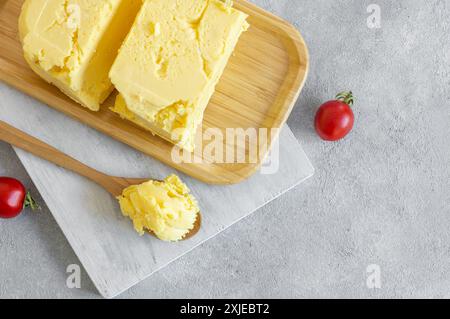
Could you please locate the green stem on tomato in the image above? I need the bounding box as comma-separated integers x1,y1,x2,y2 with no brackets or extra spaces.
24,191,39,211
336,91,354,107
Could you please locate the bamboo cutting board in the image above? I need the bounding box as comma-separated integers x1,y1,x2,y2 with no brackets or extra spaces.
0,0,309,184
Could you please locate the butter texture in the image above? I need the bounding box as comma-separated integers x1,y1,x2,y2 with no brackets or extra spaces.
19,0,142,111
110,0,249,151
117,175,200,242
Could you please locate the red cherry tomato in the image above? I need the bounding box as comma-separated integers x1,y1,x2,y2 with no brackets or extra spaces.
315,91,355,141
0,177,37,219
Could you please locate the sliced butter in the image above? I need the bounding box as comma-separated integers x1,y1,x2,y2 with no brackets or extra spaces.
110,0,249,151
19,0,142,111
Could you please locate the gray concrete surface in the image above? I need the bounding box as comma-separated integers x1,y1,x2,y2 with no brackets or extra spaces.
1,0,449,298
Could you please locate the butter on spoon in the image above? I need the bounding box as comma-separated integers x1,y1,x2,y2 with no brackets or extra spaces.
117,175,201,242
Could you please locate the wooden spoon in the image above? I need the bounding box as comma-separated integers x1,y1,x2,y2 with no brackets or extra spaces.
0,120,201,240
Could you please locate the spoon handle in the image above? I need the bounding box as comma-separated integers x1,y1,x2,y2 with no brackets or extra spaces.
0,120,110,187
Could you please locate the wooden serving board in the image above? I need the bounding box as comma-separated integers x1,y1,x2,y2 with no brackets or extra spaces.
0,0,309,184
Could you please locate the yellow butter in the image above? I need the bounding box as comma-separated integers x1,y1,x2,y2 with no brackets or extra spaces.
117,175,200,242
110,0,249,151
19,0,142,111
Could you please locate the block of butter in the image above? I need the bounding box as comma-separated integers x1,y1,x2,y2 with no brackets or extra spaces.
117,175,200,242
110,0,249,151
19,0,142,111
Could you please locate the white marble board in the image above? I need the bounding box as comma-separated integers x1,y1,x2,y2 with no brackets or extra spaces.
0,83,314,298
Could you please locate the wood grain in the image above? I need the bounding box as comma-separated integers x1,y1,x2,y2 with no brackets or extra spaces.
0,0,309,185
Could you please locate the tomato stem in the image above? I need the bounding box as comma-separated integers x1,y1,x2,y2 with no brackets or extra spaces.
24,191,39,211
336,91,354,106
